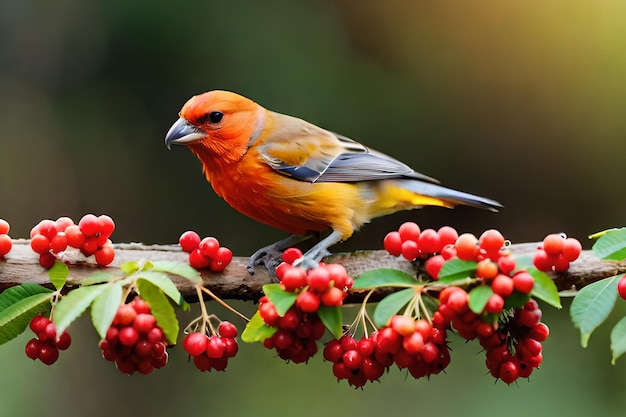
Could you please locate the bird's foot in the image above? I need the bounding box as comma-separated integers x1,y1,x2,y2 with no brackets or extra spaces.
292,248,331,270
247,246,284,277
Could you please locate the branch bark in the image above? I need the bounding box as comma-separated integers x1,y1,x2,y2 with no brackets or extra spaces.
1,240,625,302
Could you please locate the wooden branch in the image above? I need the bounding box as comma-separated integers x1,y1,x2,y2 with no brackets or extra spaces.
1,240,625,303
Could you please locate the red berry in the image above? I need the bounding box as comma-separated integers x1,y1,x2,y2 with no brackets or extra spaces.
401,240,420,261
280,266,308,292
417,228,441,254
65,225,85,248
398,222,420,242
25,338,41,360
132,298,151,314
0,219,9,235
425,254,445,280
383,231,402,256
323,339,343,362
402,331,425,354
391,315,416,337
147,327,164,344
98,215,115,238
259,301,279,326
199,237,220,258
321,286,345,306
78,214,100,237
528,323,550,341
113,304,137,326
552,254,570,273
485,294,505,314
307,267,331,292
516,309,542,328
183,332,208,357
210,247,233,271
542,233,564,256
37,220,58,241
562,238,582,262
357,337,375,357
296,290,321,313
179,231,201,253
151,341,167,359
476,259,499,279
30,234,50,255
513,271,534,294
532,249,552,272
206,336,225,359
39,252,56,269
497,254,516,275
55,217,74,232
49,233,68,254
282,247,303,264
223,338,239,357
479,229,505,256
491,274,514,297
326,263,349,289
95,244,115,266
81,237,99,255
30,315,51,335
118,327,140,347
55,331,72,350
189,248,210,269
342,350,363,369
437,226,459,248
218,321,238,339
447,289,469,313
0,234,12,257
133,313,156,334
39,322,57,341
499,360,519,384
618,276,626,300
39,344,60,365
455,233,479,261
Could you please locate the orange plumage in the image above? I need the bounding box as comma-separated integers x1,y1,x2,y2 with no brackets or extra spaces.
165,90,501,271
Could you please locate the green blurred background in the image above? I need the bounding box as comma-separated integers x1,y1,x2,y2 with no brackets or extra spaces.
2,0,626,415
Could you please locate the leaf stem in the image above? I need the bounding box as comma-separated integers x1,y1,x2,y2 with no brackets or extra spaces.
199,286,250,322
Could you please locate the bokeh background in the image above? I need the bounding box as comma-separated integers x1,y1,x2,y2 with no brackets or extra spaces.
2,1,626,416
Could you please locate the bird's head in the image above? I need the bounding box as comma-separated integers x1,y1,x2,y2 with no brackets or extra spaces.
165,90,264,160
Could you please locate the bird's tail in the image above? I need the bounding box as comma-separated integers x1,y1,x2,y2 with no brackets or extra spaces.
387,179,503,212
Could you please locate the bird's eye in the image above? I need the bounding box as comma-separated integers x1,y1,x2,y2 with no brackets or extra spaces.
198,111,224,124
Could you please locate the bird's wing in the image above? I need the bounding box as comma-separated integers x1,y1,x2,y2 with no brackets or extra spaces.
257,118,440,184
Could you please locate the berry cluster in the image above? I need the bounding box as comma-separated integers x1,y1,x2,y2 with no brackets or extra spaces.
178,231,233,272
384,222,458,261
533,233,583,273
183,321,239,371
30,214,115,269
25,315,71,365
99,297,168,375
258,249,354,363
0,218,12,258
324,316,450,388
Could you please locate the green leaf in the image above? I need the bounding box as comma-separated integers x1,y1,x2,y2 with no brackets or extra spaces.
469,285,493,314
610,316,626,365
90,283,123,339
120,261,140,275
512,254,534,271
241,311,277,343
136,279,179,345
352,268,416,289
570,275,620,347
54,285,109,336
0,293,53,345
263,284,297,316
592,228,626,260
0,283,53,313
80,271,117,286
437,259,477,283
503,291,531,310
135,271,186,306
48,261,69,291
151,261,202,284
373,288,416,328
529,268,562,308
318,305,342,339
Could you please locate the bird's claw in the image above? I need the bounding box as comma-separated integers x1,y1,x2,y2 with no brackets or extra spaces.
292,249,331,270
247,247,284,277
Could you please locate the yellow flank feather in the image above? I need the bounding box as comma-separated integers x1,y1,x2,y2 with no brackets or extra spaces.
367,182,453,219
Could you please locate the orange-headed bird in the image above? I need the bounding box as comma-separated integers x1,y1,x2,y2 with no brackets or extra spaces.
165,91,502,272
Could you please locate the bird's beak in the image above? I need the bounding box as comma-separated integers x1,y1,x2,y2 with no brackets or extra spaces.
165,118,206,150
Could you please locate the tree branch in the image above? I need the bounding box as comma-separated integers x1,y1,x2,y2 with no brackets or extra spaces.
1,240,625,302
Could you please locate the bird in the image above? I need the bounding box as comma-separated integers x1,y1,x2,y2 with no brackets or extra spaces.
165,90,502,273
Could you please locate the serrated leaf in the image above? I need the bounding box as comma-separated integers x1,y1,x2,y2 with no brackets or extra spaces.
318,305,342,339
136,279,179,345
90,283,123,339
0,283,53,313
48,261,69,291
529,268,562,308
592,228,626,260
54,285,109,336
120,261,140,275
610,316,626,365
241,311,277,343
469,285,494,314
373,288,416,327
263,284,297,316
352,268,416,289
151,261,202,284
135,271,186,306
570,275,619,347
80,271,117,286
437,259,477,283
0,293,53,345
